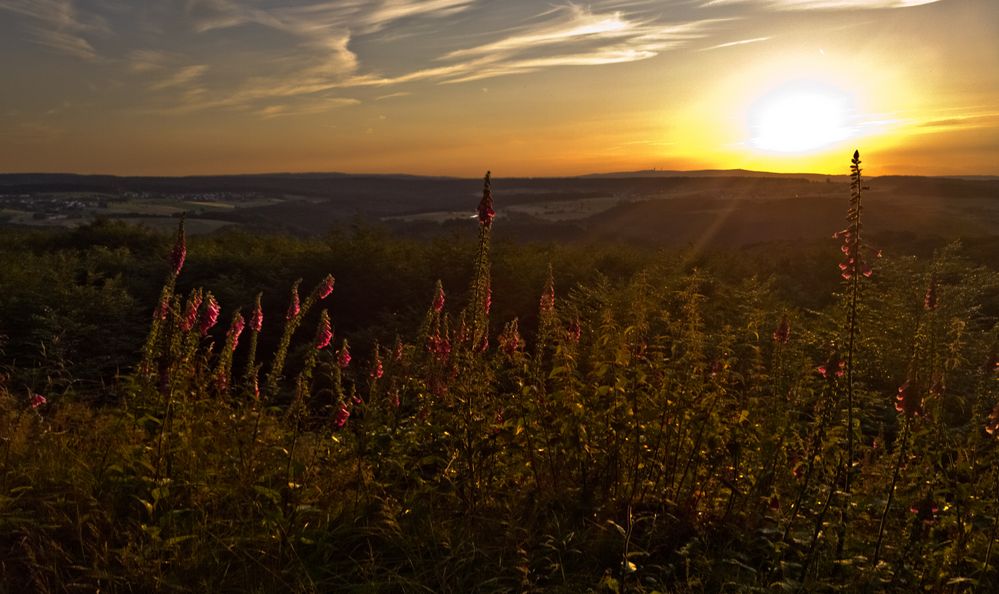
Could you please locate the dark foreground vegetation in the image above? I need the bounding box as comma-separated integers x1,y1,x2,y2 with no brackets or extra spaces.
3,157,999,592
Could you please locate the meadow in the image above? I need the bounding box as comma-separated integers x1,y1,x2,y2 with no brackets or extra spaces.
2,155,999,592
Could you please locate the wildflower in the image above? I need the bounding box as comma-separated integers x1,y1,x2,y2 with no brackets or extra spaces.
817,349,845,379
371,349,384,379
772,315,791,344
287,281,301,320
314,311,332,350
895,381,923,417
170,219,186,276
432,282,445,313
157,296,170,321
180,291,203,332
319,274,335,299
338,341,351,368
393,336,404,361
909,497,939,525
333,401,350,429
499,319,522,355
390,389,400,408
567,318,582,343
200,293,220,337
986,402,999,437
30,393,47,409
252,374,260,400
484,278,492,316
249,295,263,332
540,269,555,315
477,171,495,227
924,274,938,311
227,312,245,351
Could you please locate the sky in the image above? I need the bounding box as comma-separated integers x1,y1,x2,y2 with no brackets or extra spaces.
1,0,997,177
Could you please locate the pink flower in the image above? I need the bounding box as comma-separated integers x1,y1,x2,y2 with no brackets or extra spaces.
909,498,939,525
157,296,170,321
433,283,445,313
287,283,301,320
338,342,351,368
499,319,522,355
393,336,404,361
895,381,923,417
371,351,384,379
170,222,186,276
199,294,220,337
772,315,790,344
566,318,582,343
540,278,555,315
817,352,845,379
477,171,495,228
315,311,333,350
319,274,335,299
924,274,938,311
227,313,245,351
250,296,263,332
484,279,492,316
30,393,47,409
333,401,350,429
180,292,203,332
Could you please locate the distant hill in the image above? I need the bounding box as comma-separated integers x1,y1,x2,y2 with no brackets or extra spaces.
578,168,840,182
2,171,998,246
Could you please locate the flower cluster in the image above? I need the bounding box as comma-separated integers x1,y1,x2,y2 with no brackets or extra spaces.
319,274,335,300
371,348,384,380
180,290,204,332
772,315,790,344
834,150,877,281
333,401,350,429
249,296,263,332
924,273,938,311
566,318,582,343
226,312,245,352
432,282,445,313
427,331,451,359
477,171,495,228
338,340,351,368
817,350,845,380
30,393,47,409
315,310,333,350
287,282,301,320
498,319,522,355
170,219,186,276
895,381,923,417
199,293,220,337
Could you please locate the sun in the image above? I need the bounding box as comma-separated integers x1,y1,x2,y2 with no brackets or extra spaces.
748,82,855,154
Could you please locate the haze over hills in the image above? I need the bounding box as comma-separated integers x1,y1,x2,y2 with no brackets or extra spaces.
2,170,999,247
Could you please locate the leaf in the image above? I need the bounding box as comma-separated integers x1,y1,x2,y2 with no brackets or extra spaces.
253,485,282,505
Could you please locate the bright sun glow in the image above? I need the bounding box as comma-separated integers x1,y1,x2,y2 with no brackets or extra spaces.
749,83,855,153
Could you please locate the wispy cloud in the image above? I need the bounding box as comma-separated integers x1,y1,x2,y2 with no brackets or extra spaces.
0,0,108,60
699,36,770,51
336,4,717,86
149,65,210,91
702,0,941,9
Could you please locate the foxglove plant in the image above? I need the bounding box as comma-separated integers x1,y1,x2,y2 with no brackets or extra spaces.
265,274,336,398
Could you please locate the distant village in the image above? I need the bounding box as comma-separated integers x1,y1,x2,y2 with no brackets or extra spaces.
0,191,262,222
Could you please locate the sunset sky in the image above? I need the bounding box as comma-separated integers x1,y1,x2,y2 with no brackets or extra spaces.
1,0,997,177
